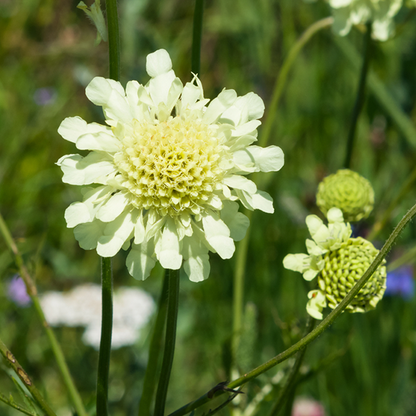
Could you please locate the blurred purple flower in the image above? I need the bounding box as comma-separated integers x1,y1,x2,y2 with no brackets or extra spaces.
7,276,31,307
33,87,57,106
385,266,414,299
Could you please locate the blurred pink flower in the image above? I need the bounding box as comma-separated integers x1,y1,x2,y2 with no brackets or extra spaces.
7,275,31,307
292,397,326,416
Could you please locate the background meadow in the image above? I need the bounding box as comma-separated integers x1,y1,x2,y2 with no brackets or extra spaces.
1,0,416,415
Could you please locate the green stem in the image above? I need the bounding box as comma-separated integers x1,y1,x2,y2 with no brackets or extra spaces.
343,21,372,169
386,245,416,272
168,202,416,416
0,392,37,416
0,213,87,416
154,269,180,416
232,213,252,367
268,318,316,416
96,257,113,416
0,339,57,416
259,16,333,148
138,271,169,416
368,165,416,240
334,36,416,149
191,0,205,75
105,0,120,82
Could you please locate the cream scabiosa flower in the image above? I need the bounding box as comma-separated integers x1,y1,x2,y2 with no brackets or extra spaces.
57,49,284,282
283,208,386,319
306,0,404,40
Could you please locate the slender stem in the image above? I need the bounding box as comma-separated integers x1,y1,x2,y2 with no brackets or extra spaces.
96,257,113,416
105,0,120,82
343,21,372,169
0,339,57,416
154,269,180,416
368,165,416,240
386,245,416,272
268,318,316,416
0,392,37,416
168,202,416,416
191,0,205,75
232,216,252,366
0,213,87,416
139,271,169,416
335,36,416,149
259,16,333,148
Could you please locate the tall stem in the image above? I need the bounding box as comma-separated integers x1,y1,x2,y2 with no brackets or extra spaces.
268,318,316,416
343,21,372,169
96,257,113,416
168,202,416,415
105,0,120,82
0,338,57,416
191,0,205,75
232,213,252,369
139,271,169,416
0,213,87,416
259,17,333,148
154,269,181,416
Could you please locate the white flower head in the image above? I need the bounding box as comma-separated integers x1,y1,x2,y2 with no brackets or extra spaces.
58,49,284,282
311,0,405,40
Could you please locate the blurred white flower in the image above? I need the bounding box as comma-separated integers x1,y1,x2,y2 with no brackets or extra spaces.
308,0,405,40
57,49,284,282
40,284,154,349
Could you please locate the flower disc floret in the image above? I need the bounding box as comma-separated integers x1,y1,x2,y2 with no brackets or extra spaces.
283,208,386,319
57,49,285,282
316,169,374,222
113,117,228,217
318,237,386,312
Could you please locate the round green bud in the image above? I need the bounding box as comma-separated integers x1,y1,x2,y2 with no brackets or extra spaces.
316,169,374,222
318,237,386,313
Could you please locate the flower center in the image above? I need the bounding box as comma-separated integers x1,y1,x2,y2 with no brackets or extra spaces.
318,237,386,312
113,116,226,216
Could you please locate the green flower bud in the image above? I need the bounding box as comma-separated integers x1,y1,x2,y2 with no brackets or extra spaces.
316,169,374,222
318,237,386,313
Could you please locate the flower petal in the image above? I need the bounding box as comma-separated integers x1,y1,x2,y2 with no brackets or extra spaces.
57,153,116,185
202,214,235,259
182,236,210,282
96,192,130,222
146,49,173,77
220,201,250,241
126,242,156,280
96,211,135,257
157,218,183,270
233,145,284,173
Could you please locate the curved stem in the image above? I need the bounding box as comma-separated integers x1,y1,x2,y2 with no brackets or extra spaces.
96,257,113,416
105,0,120,82
259,16,333,148
343,21,372,169
268,318,316,416
154,269,180,416
0,213,87,416
0,339,57,416
168,201,416,416
139,271,169,416
191,0,205,76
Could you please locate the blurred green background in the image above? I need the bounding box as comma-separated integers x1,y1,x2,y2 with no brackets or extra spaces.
1,0,416,415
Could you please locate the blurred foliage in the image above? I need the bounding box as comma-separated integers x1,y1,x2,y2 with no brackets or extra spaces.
1,0,416,415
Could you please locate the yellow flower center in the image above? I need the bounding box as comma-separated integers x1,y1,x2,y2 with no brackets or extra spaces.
113,116,227,216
